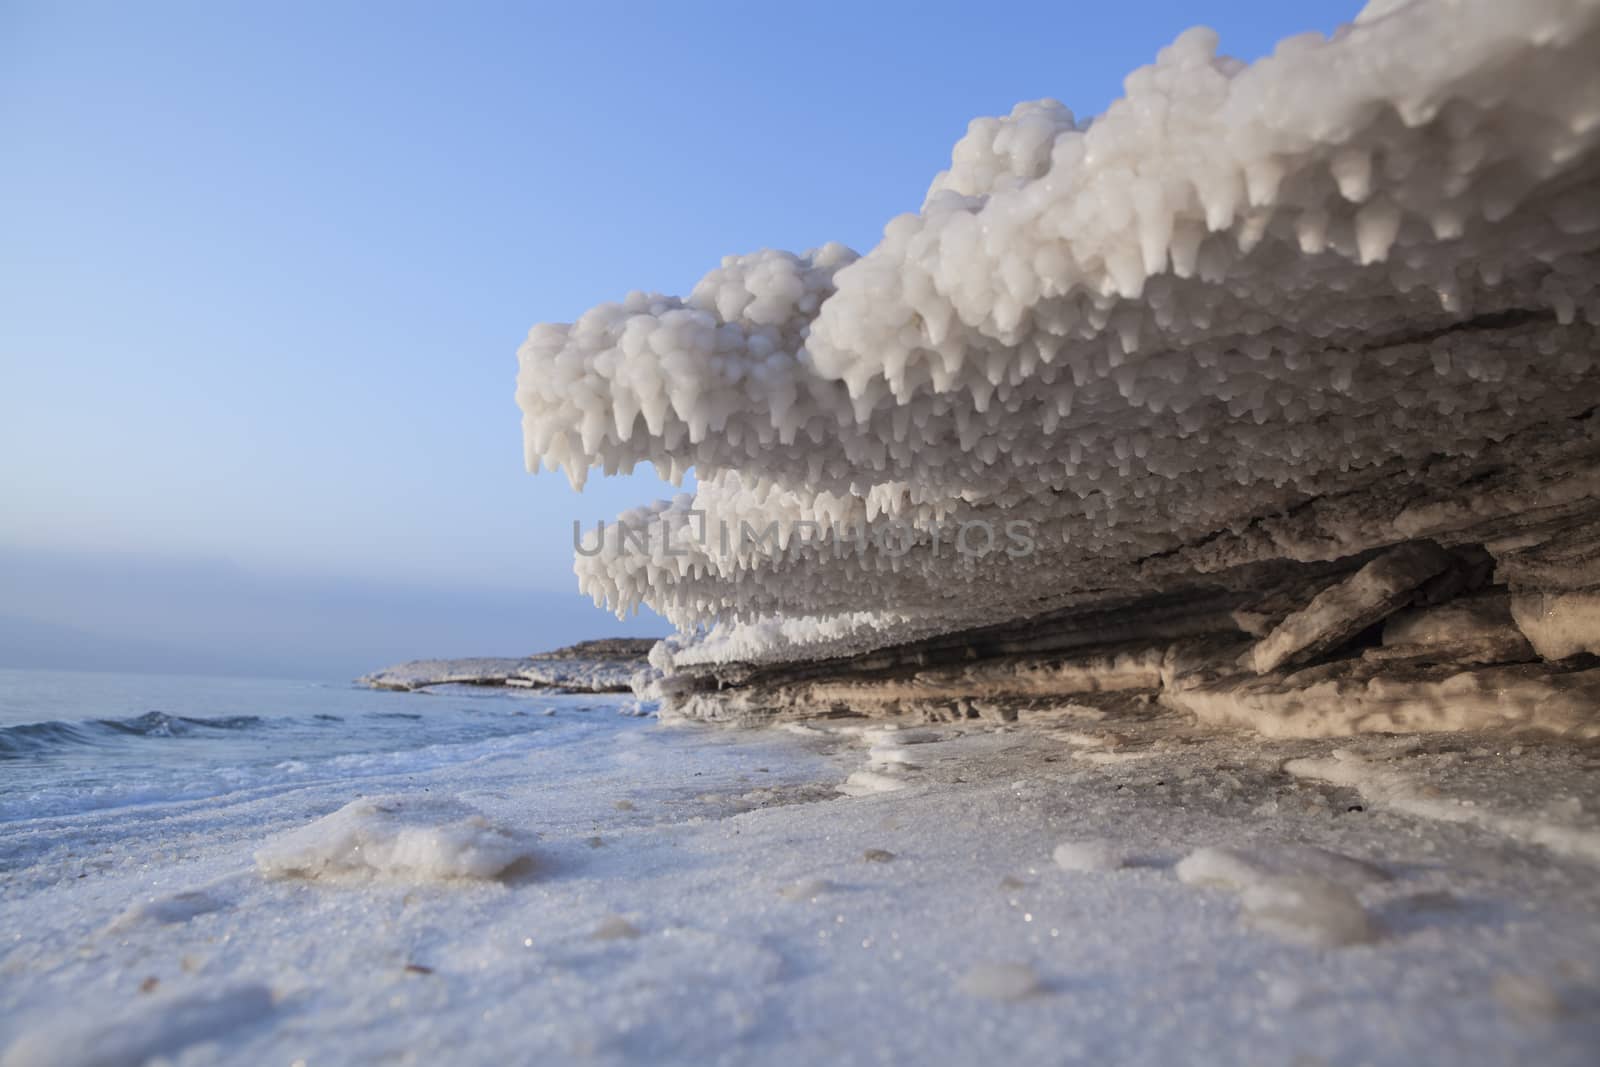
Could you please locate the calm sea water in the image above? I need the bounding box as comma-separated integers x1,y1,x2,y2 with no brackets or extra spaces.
0,668,627,822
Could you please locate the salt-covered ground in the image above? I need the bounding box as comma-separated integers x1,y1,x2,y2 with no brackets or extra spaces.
3,693,1597,1065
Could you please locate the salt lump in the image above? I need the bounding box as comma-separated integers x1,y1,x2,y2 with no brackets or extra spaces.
519,0,1600,668
957,961,1043,1000
1177,844,1386,947
1052,839,1128,872
255,795,531,881
1175,843,1390,892
107,889,228,931
1240,876,1378,948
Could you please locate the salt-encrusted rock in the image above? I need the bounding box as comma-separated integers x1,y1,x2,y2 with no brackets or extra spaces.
1166,661,1600,739
359,640,657,692
531,638,658,660
1510,592,1600,661
1248,543,1450,674
1381,592,1534,665
521,2,1600,665
513,1,1600,734
359,657,531,691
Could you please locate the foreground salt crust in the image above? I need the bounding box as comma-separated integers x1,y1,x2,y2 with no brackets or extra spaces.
518,0,1600,671
957,962,1043,1000
5,699,1600,1065
255,794,532,881
0,985,275,1067
1287,749,1600,864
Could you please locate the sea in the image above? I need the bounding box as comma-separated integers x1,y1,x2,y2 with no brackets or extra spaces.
0,667,631,824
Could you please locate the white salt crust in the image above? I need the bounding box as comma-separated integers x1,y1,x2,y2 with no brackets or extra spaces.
7,700,1600,1064
519,0,1600,664
0,985,275,1067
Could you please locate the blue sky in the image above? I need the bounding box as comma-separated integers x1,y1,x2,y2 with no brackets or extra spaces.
0,0,1362,678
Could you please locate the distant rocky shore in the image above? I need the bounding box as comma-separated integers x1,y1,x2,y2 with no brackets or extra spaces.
359,638,658,694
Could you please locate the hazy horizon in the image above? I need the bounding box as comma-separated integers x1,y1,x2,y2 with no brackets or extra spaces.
0,543,669,681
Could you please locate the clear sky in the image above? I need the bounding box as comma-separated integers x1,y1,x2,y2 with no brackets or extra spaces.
0,0,1363,679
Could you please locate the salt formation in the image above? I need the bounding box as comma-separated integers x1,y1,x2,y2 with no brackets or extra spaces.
956,962,1043,1000
1287,750,1600,863
107,889,229,931
360,639,655,693
1238,877,1378,948
1177,844,1387,946
255,795,532,881
518,0,1600,731
1174,843,1390,892
1051,839,1128,872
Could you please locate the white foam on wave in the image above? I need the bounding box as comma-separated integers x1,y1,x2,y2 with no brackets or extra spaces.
2,717,600,824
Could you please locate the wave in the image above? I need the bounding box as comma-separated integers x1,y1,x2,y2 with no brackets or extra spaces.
0,713,599,823
0,710,265,758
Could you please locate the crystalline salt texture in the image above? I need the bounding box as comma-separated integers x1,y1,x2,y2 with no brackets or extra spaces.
518,0,1600,666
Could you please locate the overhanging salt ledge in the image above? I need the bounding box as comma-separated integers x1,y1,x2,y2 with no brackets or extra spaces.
516,0,1600,733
